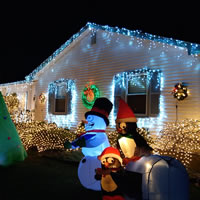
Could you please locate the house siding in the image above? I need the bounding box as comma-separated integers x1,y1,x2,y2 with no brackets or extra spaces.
1,28,200,135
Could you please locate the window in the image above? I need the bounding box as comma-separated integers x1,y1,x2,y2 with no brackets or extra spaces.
54,85,67,113
114,69,161,117
48,79,74,115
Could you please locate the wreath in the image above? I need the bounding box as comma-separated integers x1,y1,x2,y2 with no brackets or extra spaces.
172,82,188,101
39,93,46,103
82,84,100,109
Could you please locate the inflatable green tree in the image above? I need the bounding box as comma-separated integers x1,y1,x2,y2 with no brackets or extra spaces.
0,92,27,166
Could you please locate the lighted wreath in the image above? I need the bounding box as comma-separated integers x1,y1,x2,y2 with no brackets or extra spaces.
82,83,100,109
39,93,46,103
172,82,188,101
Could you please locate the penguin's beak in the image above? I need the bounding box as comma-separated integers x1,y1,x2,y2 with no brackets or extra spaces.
117,127,122,132
104,162,109,168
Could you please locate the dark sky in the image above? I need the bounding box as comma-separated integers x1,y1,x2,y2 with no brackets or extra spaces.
0,3,199,84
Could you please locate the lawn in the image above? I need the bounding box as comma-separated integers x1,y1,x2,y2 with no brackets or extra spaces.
0,149,101,199
1,149,200,199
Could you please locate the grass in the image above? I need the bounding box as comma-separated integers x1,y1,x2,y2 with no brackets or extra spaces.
0,149,102,199
1,149,200,199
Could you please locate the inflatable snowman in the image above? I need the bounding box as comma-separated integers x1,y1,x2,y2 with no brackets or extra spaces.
72,97,113,191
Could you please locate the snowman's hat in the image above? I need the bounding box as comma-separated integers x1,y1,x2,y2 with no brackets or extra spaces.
116,99,137,123
85,97,113,126
98,147,123,165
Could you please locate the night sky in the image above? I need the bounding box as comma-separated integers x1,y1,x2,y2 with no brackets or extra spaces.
0,3,199,84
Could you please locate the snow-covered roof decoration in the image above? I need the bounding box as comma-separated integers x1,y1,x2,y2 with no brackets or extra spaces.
25,22,200,82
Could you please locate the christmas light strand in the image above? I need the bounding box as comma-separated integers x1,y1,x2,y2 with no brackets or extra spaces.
25,22,200,82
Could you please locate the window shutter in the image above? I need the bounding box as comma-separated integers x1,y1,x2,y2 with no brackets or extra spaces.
48,85,55,114
149,71,160,115
114,75,126,115
66,90,72,114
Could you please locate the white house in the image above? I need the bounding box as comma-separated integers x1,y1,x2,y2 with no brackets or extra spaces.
1,22,200,135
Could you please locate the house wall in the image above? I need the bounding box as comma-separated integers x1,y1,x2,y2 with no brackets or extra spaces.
29,28,200,134
0,81,35,112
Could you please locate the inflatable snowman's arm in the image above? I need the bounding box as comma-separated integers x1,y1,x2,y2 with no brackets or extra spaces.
85,133,108,147
71,134,96,147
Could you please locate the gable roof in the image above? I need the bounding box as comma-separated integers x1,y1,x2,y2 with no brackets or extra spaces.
25,22,200,82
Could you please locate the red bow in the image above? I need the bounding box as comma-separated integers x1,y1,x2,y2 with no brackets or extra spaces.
103,195,125,200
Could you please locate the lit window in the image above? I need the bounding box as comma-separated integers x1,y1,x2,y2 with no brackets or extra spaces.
114,69,161,117
48,79,73,115
54,85,67,113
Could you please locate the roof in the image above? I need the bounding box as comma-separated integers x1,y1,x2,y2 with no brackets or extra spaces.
25,22,200,82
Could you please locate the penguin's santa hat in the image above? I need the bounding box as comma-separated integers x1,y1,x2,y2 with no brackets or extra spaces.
98,147,123,165
116,99,137,123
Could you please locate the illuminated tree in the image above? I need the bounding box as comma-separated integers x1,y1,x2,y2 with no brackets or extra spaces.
0,92,27,166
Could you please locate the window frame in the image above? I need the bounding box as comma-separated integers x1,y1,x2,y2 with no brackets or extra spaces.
126,72,149,117
114,69,161,118
53,94,68,115
48,79,73,115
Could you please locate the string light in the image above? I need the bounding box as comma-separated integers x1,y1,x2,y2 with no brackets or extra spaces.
2,93,200,170
24,22,200,82
153,119,200,168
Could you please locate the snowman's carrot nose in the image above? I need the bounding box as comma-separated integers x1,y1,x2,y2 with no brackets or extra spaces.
82,120,88,124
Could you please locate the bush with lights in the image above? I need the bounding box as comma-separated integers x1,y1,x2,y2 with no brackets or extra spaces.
154,119,200,169
3,93,200,172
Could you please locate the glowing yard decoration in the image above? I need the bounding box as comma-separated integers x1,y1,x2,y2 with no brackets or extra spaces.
126,155,189,200
154,119,200,168
77,98,113,191
81,115,109,156
118,136,136,158
78,116,109,191
0,92,27,166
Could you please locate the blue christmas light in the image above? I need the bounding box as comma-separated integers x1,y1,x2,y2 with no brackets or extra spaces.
24,22,200,82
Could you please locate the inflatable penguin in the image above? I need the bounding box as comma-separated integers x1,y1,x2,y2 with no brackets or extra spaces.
75,97,113,191
113,99,189,199
95,147,125,200
116,99,153,164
